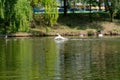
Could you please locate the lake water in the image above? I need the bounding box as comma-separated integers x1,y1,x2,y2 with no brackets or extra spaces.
0,37,120,80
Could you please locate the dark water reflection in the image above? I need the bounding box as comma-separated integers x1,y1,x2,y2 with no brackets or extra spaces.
0,37,120,80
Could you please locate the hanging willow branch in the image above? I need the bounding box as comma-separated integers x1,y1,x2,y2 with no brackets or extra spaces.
0,0,5,19
0,0,33,33
40,0,58,27
13,0,33,32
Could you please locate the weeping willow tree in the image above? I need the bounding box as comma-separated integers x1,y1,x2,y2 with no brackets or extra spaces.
0,0,32,33
0,0,5,19
0,0,11,33
13,0,32,32
39,0,58,27
0,0,6,33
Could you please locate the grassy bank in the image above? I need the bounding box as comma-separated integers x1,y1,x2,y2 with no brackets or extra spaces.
31,13,120,36
1,12,120,37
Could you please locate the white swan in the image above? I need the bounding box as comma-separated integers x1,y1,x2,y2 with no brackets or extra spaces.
54,33,68,40
98,33,103,37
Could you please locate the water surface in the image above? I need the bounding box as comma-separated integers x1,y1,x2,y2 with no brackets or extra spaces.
0,37,120,80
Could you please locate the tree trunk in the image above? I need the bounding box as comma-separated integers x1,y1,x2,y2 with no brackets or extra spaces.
64,0,67,16
110,12,113,22
89,0,92,22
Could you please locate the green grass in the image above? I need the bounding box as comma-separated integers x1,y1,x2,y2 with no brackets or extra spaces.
1,12,120,36
57,13,110,30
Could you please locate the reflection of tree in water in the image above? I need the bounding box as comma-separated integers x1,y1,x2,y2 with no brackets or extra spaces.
60,40,92,80
103,40,120,80
33,38,62,80
0,38,32,80
89,39,120,80
0,38,120,80
59,39,120,80
90,40,106,80
55,39,67,79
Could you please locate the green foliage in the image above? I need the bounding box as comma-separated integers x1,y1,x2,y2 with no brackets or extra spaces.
0,0,5,19
39,0,58,27
87,29,95,36
87,0,99,6
13,0,32,32
0,0,33,33
114,0,120,18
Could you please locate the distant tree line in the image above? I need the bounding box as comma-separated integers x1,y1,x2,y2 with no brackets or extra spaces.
63,0,120,21
0,0,120,34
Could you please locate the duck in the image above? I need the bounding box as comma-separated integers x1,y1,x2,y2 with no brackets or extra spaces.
98,33,103,37
97,30,103,37
5,34,8,39
54,33,68,40
80,34,85,37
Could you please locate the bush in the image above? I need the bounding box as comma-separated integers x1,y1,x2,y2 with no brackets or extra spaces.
87,29,95,36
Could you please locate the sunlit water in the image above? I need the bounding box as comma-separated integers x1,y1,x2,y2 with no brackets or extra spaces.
0,37,120,80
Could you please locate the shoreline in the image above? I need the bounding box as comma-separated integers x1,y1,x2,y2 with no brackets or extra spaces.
0,32,120,38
